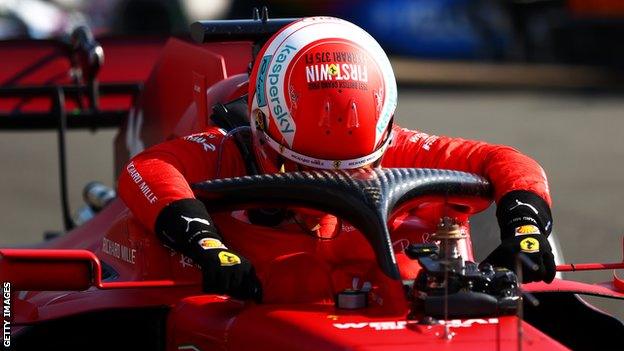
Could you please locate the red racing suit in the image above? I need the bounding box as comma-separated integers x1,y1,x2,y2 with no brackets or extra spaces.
119,124,551,231
118,124,551,294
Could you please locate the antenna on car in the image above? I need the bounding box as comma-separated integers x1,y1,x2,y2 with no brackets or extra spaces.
189,8,298,44
439,197,453,340
261,6,269,23
436,217,462,340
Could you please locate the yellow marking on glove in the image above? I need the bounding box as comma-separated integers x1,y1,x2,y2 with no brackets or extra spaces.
520,237,540,253
218,251,241,266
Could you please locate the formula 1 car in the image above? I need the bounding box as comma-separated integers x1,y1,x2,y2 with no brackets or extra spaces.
1,9,624,351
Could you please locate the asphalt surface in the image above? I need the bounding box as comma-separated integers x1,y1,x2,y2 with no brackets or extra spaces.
1,88,624,318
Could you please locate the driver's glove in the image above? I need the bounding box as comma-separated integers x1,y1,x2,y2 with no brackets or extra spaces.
482,190,556,283
155,199,262,301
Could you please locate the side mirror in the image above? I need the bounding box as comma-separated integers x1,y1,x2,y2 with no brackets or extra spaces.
0,249,97,291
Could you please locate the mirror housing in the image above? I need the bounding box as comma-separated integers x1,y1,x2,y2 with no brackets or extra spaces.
0,249,96,291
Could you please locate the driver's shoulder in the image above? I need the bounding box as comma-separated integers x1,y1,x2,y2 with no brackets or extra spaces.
388,125,441,150
181,126,229,142
174,126,236,154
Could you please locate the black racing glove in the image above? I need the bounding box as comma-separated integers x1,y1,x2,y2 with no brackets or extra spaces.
483,190,556,283
155,199,262,301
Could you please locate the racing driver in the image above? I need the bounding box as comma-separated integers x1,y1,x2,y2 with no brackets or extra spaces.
118,17,556,300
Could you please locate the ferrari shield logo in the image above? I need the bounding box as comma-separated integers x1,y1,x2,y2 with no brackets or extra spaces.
218,251,241,266
520,237,539,253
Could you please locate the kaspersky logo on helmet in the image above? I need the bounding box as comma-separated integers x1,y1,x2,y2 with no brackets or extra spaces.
256,44,298,142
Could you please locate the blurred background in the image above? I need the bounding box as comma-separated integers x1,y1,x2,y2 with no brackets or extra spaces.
4,0,624,66
1,0,624,319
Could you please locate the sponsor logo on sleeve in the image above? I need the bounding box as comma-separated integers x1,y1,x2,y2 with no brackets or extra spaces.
407,132,440,151
126,162,158,204
183,135,216,152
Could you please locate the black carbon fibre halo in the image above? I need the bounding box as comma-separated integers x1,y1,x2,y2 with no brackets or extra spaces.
193,168,492,279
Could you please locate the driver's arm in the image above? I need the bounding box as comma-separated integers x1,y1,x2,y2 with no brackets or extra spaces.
383,126,555,283
384,126,551,207
118,131,260,299
118,132,235,231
